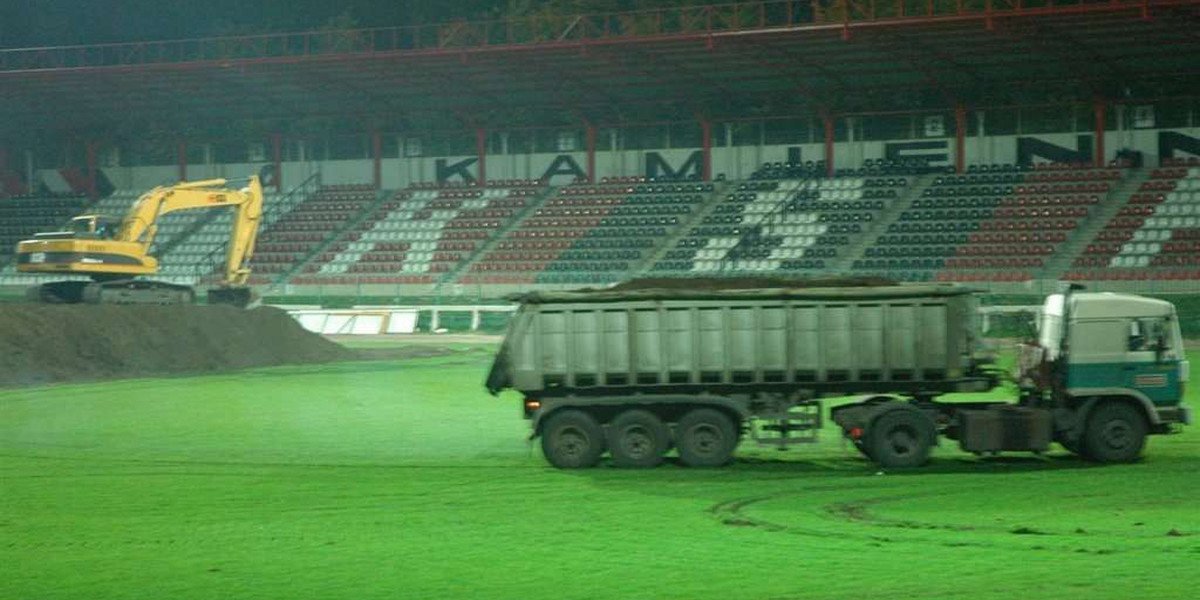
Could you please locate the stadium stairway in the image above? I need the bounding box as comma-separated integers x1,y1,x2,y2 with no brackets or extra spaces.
625,180,733,277
270,187,394,287
1038,169,1150,278
433,185,556,289
830,173,938,273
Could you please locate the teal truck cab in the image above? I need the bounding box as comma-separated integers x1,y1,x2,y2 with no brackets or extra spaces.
1016,290,1191,461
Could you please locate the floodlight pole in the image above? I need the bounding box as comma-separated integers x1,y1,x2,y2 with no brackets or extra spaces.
698,116,713,181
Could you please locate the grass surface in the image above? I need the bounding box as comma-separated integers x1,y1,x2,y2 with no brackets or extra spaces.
2,348,1197,600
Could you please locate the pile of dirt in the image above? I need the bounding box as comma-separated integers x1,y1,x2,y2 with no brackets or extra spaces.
0,304,355,387
606,276,897,292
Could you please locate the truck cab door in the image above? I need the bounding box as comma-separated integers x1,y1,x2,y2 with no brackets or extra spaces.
1123,318,1183,405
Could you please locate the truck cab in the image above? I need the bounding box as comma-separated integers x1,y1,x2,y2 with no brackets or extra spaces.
1036,292,1190,427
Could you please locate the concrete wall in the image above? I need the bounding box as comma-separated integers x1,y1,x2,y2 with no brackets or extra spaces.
49,125,1200,193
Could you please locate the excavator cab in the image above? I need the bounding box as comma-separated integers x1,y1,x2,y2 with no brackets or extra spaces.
70,216,121,239
30,216,122,241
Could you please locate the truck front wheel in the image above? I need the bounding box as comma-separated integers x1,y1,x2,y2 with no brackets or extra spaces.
867,409,935,468
608,409,670,468
1083,402,1147,463
541,410,605,469
676,409,738,468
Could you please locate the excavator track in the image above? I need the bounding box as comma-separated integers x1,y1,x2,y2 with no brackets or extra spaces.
88,280,195,305
29,280,195,305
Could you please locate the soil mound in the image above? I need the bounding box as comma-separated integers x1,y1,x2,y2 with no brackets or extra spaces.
0,304,354,387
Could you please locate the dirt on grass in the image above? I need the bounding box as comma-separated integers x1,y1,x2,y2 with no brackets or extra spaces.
0,303,355,388
325,333,501,361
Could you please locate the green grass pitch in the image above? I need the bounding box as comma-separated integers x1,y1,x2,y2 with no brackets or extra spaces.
2,346,1198,600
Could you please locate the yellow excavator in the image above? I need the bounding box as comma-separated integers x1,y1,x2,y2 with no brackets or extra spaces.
15,176,264,307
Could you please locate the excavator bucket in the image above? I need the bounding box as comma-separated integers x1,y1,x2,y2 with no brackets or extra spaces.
207,287,255,309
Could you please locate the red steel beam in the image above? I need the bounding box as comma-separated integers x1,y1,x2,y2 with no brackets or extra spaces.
177,140,188,182
271,133,283,192
699,116,713,181
823,113,835,177
475,128,487,185
371,131,382,190
85,141,97,199
955,104,967,174
584,120,597,183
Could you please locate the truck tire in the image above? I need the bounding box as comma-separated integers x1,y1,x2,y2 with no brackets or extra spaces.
541,410,605,469
676,408,738,468
1082,402,1147,464
608,409,670,468
867,408,935,469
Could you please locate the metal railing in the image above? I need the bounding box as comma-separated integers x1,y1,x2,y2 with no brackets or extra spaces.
0,0,1182,72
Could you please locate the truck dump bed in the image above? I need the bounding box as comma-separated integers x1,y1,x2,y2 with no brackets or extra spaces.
487,282,989,398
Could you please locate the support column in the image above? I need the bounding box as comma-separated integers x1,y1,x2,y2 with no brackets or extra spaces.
475,128,487,185
271,133,283,193
85,141,98,200
0,146,8,196
1094,99,1107,167
955,104,967,174
371,130,382,190
823,113,835,177
177,140,188,182
699,117,713,181
584,121,597,183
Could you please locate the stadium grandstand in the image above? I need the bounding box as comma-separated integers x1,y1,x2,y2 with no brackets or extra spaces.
3,0,1200,301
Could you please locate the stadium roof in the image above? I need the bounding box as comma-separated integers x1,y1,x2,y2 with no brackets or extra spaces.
3,0,1200,139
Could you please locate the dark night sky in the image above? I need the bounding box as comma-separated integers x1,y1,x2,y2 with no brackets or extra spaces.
0,0,503,48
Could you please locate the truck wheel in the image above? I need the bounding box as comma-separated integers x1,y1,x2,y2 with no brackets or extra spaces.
608,409,670,468
1083,402,1147,464
867,409,935,469
676,409,738,468
540,410,605,469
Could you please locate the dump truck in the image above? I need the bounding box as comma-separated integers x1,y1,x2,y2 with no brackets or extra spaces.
485,282,1190,468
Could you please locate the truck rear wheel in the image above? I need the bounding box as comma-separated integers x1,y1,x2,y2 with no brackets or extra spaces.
608,409,670,468
1083,402,1147,463
867,408,935,468
541,410,605,469
675,409,738,468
